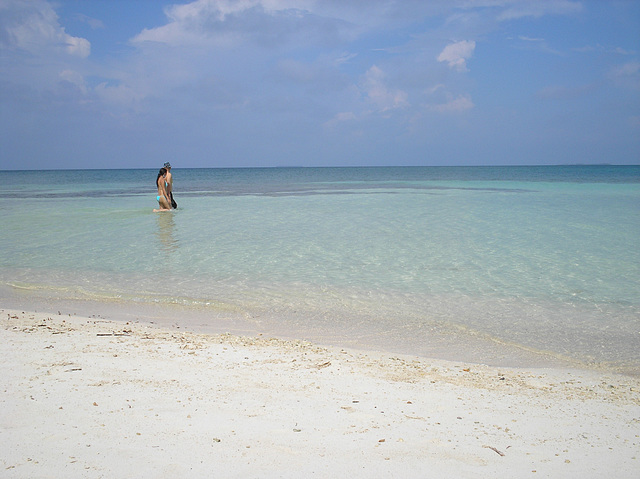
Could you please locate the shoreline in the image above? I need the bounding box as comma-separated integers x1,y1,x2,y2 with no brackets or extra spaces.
3,289,632,376
2,308,639,478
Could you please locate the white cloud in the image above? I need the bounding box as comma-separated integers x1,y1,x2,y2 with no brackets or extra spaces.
324,111,357,128
334,51,357,66
361,65,408,112
131,0,470,49
427,84,446,95
64,35,90,58
611,61,640,78
95,82,143,110
518,35,544,42
0,0,90,57
59,70,87,94
428,94,474,113
132,0,346,48
497,0,582,21
609,61,640,90
74,13,104,31
437,40,475,72
574,45,636,55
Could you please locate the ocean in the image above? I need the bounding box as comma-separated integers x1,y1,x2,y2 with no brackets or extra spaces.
1,166,638,374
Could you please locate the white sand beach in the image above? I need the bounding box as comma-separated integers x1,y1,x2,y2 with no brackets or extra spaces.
1,308,639,478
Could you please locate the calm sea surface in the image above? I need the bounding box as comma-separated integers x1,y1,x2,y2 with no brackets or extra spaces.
1,166,639,374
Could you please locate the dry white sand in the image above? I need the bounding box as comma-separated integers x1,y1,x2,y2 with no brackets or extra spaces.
1,309,639,478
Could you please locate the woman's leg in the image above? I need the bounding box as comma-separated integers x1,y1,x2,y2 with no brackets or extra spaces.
159,195,171,210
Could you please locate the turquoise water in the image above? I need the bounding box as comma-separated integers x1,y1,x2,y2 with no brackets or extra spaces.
1,166,639,373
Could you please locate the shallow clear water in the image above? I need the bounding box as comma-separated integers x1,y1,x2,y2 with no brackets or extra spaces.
1,166,639,373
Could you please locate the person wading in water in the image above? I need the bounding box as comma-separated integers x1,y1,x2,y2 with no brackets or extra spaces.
153,167,171,212
163,162,177,209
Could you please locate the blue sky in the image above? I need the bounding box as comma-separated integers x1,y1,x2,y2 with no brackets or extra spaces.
1,0,638,169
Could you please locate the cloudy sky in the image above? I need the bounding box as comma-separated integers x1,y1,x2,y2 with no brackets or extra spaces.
1,0,638,169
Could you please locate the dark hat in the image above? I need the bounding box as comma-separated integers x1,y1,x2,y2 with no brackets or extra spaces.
163,162,171,168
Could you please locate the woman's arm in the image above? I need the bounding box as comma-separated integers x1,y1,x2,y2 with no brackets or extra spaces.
166,171,173,195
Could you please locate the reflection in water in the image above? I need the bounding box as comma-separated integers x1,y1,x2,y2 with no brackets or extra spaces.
155,212,178,252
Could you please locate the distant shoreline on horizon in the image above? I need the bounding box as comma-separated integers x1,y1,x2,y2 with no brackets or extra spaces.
1,163,639,172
